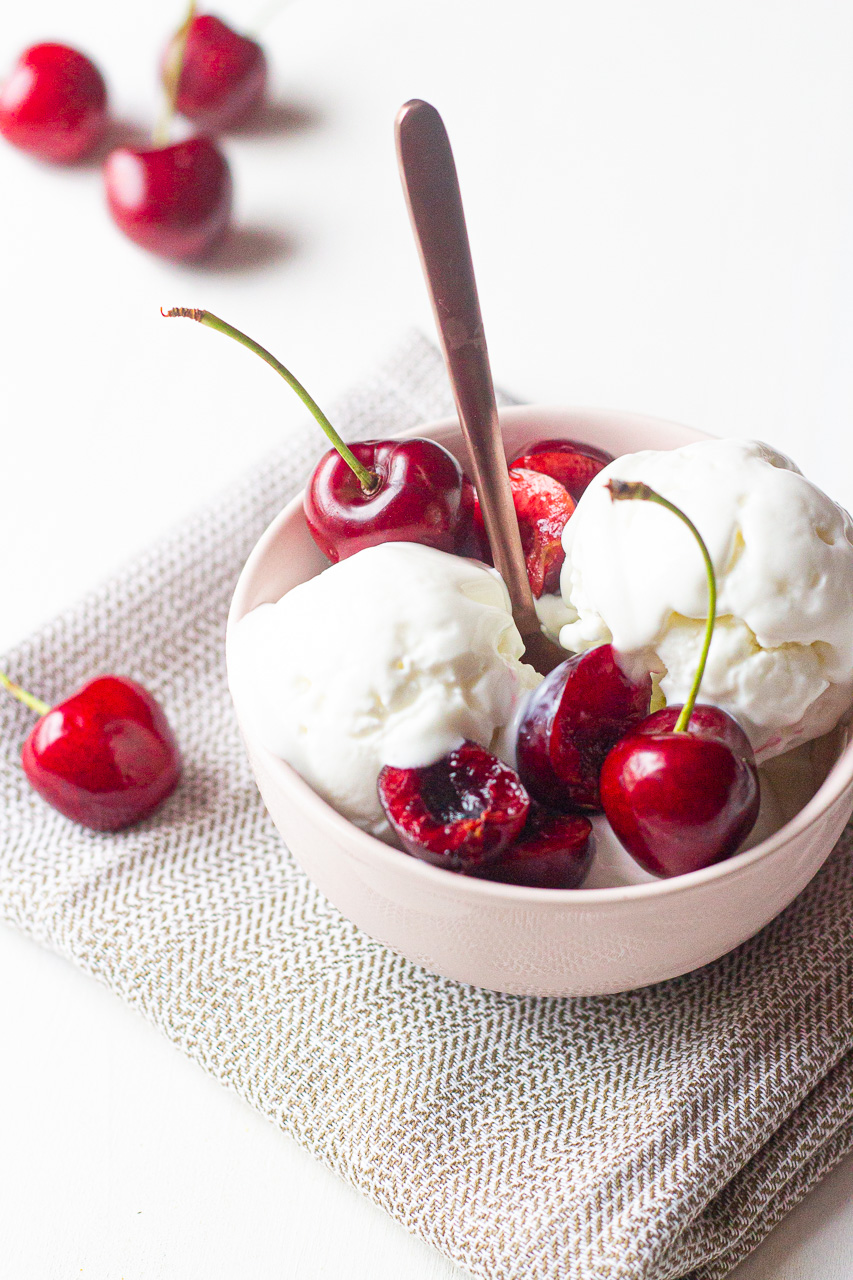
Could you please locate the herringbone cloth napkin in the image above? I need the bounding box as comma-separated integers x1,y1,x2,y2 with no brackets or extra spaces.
1,333,853,1280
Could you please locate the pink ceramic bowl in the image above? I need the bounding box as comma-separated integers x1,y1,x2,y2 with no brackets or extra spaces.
226,406,853,996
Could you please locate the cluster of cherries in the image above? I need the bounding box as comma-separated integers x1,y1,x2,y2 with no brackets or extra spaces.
1,305,761,874
165,307,762,886
0,9,266,259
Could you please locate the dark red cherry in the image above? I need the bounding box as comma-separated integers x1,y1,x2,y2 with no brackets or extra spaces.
377,740,530,873
470,467,575,596
104,136,232,260
600,705,760,878
0,43,107,162
454,475,491,559
516,643,652,811
19,675,182,831
512,438,614,503
305,437,474,563
476,806,593,888
164,13,267,132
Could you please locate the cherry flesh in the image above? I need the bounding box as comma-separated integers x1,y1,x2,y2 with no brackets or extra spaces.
516,643,652,812
305,438,475,563
377,740,530,873
104,136,232,260
0,43,107,162
512,438,614,503
21,676,182,831
476,806,593,888
164,14,267,132
600,705,760,877
470,466,575,596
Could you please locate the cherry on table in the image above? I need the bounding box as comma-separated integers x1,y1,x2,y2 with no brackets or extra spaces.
476,805,593,888
0,42,107,163
104,136,232,261
377,740,530,873
164,13,267,132
600,705,759,877
512,438,614,503
516,643,652,812
2,672,182,831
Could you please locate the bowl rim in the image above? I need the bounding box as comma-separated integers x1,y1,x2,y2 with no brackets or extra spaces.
227,402,853,906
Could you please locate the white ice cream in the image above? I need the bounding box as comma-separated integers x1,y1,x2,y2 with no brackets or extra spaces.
228,541,542,837
558,438,853,759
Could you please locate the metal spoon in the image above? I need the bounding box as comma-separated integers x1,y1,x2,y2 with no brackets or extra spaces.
395,98,564,674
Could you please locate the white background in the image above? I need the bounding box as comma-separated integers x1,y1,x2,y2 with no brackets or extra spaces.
1,1,853,1276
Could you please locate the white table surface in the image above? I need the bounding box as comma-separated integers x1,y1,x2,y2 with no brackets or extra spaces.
2,1,853,1276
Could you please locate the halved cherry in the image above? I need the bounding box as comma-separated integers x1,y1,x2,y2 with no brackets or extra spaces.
377,740,530,873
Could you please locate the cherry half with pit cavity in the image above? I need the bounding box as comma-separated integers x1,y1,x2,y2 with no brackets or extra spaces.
163,13,267,132
516,643,652,812
377,740,530,873
599,479,760,877
2,672,182,831
162,307,476,560
0,42,108,163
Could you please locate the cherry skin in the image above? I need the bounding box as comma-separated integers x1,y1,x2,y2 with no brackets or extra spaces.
21,676,182,831
104,136,232,260
471,466,575,596
164,14,267,132
475,806,593,888
377,740,530,873
0,43,107,162
516,643,652,812
600,705,760,878
512,438,614,503
304,438,475,563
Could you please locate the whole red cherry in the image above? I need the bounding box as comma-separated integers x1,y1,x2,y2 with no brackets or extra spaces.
161,307,476,558
2,672,182,831
305,438,474,563
0,43,107,162
516,643,652,812
104,136,232,260
598,478,760,877
164,13,267,131
512,438,614,503
377,740,530,873
600,705,759,877
476,806,593,888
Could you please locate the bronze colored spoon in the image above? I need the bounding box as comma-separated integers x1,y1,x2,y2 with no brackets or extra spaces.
395,98,564,674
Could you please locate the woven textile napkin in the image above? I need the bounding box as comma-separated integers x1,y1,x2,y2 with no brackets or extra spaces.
2,333,853,1280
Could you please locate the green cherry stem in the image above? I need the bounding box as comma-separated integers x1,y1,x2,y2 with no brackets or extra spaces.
162,307,379,493
606,479,716,734
0,673,50,718
154,0,197,147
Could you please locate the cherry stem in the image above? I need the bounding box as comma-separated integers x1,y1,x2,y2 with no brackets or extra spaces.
161,308,379,494
154,0,197,148
606,479,716,734
0,672,50,718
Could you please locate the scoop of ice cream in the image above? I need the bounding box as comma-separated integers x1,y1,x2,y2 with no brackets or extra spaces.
228,541,542,837
558,438,853,759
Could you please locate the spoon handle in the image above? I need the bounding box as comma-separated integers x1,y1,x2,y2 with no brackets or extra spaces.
395,98,540,637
